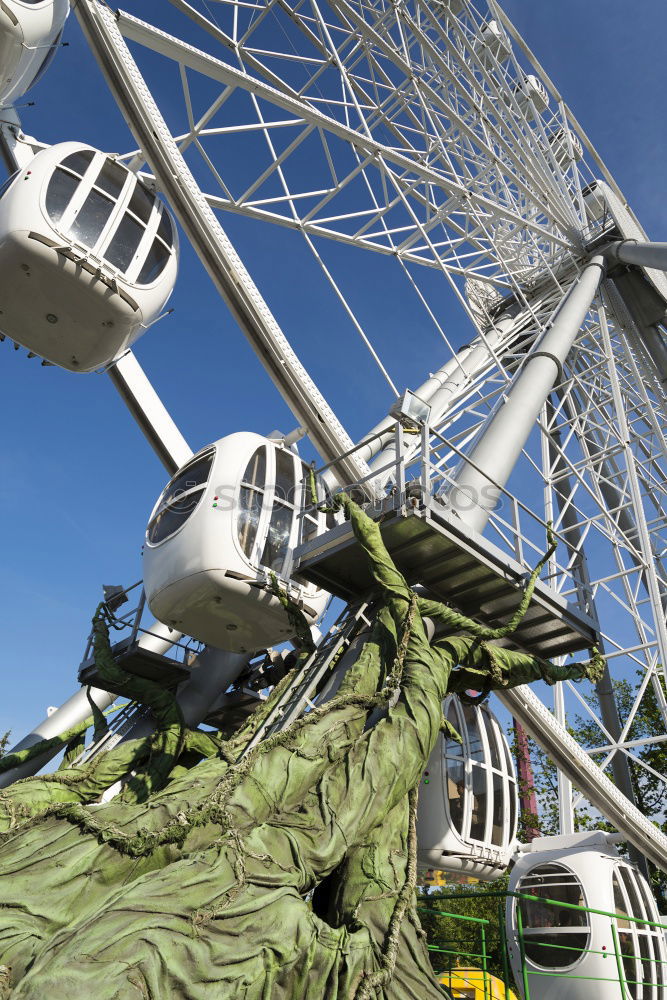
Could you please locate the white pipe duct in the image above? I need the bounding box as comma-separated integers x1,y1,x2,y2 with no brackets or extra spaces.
449,257,605,533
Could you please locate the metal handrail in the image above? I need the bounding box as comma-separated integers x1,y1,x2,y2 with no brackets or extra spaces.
80,586,199,666
299,418,587,613
420,887,667,1000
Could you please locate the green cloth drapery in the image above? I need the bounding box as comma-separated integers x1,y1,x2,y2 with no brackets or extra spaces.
0,496,603,999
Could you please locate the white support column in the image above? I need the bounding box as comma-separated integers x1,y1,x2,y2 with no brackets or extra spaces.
608,239,667,273
366,315,518,484
0,685,117,789
174,647,249,728
552,681,574,835
112,645,251,749
449,257,605,533
107,352,193,475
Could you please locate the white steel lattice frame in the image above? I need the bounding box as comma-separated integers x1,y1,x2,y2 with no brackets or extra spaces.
69,0,667,840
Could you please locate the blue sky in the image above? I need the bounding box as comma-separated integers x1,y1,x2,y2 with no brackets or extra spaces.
0,0,666,739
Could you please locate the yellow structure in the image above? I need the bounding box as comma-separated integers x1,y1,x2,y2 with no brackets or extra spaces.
438,967,518,1000
421,868,449,887
420,869,480,888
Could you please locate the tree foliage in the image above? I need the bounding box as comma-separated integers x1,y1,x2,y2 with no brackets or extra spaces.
522,673,667,908
417,878,511,985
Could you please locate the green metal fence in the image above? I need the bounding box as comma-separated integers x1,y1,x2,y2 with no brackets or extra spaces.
419,904,497,998
420,889,667,999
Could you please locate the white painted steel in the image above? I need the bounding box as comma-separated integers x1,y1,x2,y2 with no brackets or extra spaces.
73,0,371,489
0,618,179,787
108,352,192,475
592,179,667,315
0,111,43,171
115,10,571,258
112,645,251,749
610,240,667,274
0,684,116,788
449,256,605,532
368,315,519,483
500,685,667,873
9,0,666,862
173,646,250,727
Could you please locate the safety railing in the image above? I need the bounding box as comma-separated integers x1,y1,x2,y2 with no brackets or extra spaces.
511,888,667,1000
421,887,667,1000
419,902,499,999
79,579,203,668
420,895,514,1000
419,422,593,612
298,416,593,620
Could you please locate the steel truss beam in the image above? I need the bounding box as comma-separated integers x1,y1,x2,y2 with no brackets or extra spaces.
117,10,573,253
501,684,667,872
75,0,371,488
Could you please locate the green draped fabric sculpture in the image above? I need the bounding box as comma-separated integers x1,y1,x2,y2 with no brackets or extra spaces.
0,496,603,999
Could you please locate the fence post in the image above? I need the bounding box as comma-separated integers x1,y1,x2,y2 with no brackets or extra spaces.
611,921,629,1000
515,903,531,1000
394,421,406,510
498,901,512,999
420,418,432,512
129,588,146,646
480,924,490,1000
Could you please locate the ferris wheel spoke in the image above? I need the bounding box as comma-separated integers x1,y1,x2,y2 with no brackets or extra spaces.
368,0,575,220
120,6,579,284
415,268,667,804
77,0,373,486
393,0,580,226
325,0,577,235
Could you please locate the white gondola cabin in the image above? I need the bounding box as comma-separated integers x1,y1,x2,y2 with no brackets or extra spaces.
506,831,667,1000
0,0,68,107
0,142,178,371
434,0,465,18
514,75,549,117
143,433,331,653
545,126,583,168
473,20,511,66
417,696,518,881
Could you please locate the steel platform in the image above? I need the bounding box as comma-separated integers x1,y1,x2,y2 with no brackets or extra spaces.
294,501,598,659
78,637,190,694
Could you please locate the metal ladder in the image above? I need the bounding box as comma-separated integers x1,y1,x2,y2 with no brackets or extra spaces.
244,601,373,752
70,699,149,767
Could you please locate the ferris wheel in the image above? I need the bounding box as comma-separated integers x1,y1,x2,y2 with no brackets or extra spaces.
1,0,667,981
